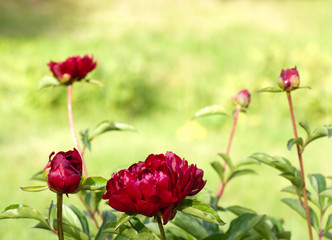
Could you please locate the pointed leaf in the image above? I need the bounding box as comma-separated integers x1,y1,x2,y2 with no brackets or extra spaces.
176,199,225,225
66,204,90,236
91,121,136,139
38,75,60,89
80,129,91,151
20,185,48,192
325,214,332,232
217,153,233,169
62,204,82,230
287,137,303,151
257,87,283,93
192,105,229,119
320,189,332,199
95,212,116,240
309,174,326,194
48,202,56,231
0,204,49,228
83,176,107,190
30,170,46,182
248,153,294,173
229,169,256,181
279,172,303,188
210,161,224,182
114,213,136,232
305,125,332,147
226,205,256,216
299,122,311,137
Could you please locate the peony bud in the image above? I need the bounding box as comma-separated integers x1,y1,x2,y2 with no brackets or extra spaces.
44,148,85,194
102,151,206,225
47,54,97,85
232,89,251,108
277,66,300,91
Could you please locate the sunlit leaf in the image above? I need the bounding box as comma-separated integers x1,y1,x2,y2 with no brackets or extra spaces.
217,153,233,169
20,185,48,192
0,204,49,228
192,105,229,119
66,204,90,236
177,199,225,225
83,176,107,190
226,205,256,216
287,137,303,151
325,214,332,232
91,121,136,139
38,75,60,89
299,122,311,137
309,174,326,194
211,161,224,182
114,213,135,232
257,87,283,93
304,125,332,149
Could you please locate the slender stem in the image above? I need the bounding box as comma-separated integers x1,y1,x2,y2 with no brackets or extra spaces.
57,193,64,240
286,92,313,240
216,106,241,205
156,214,166,240
67,84,88,177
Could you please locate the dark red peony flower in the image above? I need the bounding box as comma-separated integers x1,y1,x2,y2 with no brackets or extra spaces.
102,151,206,224
277,66,300,91
44,148,85,194
232,89,251,108
48,55,97,84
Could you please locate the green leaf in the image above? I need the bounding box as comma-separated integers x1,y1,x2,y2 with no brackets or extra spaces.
114,213,136,232
80,129,91,151
38,75,60,89
226,205,256,216
20,185,48,192
83,78,103,87
299,122,311,137
177,199,225,225
80,190,105,213
172,211,209,239
279,172,303,188
210,161,224,182
83,176,107,190
287,137,303,151
320,189,332,199
66,204,90,236
228,169,256,181
48,202,56,232
257,87,283,93
248,153,294,173
226,213,266,239
90,121,136,139
192,105,229,119
95,212,116,240
62,204,83,230
202,233,229,240
325,214,332,232
30,170,46,182
217,153,233,169
305,125,332,148
281,186,317,207
309,174,326,194
0,204,49,228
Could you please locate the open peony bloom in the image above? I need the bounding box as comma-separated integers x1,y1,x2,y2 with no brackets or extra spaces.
48,54,97,85
232,89,251,108
102,151,206,224
277,66,300,91
44,148,85,194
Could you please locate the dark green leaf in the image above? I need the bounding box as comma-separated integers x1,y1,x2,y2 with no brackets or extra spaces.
229,169,256,181
38,75,60,89
172,211,209,239
287,137,303,151
80,190,105,213
279,172,303,188
30,170,46,182
217,153,233,169
323,232,332,239
299,122,311,137
0,204,49,228
20,185,48,192
281,186,317,207
95,211,116,240
91,121,136,139
83,176,107,190
176,199,225,225
325,214,332,232
309,174,326,194
192,105,228,119
257,87,283,93
210,161,224,182
202,233,229,240
226,205,255,216
226,213,266,239
66,204,90,236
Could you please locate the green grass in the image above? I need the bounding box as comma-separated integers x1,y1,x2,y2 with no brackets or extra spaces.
1,0,332,239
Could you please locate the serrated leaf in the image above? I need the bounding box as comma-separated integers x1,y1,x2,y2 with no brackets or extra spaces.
20,185,48,192
299,122,311,137
287,137,303,151
211,161,224,182
91,121,136,139
217,153,233,169
226,213,266,239
83,176,107,190
257,87,283,93
229,169,256,181
192,105,228,119
0,204,49,228
176,199,225,225
38,75,60,89
30,170,46,182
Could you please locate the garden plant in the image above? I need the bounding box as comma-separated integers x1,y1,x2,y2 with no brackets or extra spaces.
0,54,331,240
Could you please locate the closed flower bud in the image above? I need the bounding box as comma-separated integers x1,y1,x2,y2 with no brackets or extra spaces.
232,89,251,108
44,148,85,194
102,151,206,225
277,66,300,91
48,55,97,85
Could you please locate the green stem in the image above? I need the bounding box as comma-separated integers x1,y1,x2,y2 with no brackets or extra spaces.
67,84,88,177
216,105,241,205
286,92,313,240
156,214,166,240
57,193,64,240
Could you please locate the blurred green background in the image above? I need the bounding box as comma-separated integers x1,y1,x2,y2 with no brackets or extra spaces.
1,0,332,239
